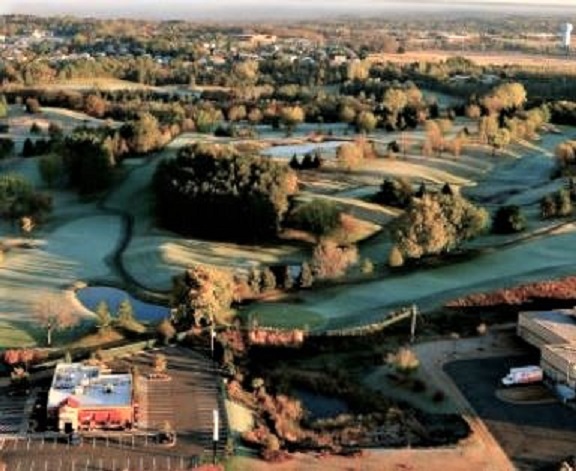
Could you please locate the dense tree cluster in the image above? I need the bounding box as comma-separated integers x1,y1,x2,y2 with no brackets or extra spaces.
392,193,488,260
289,152,323,170
375,178,414,209
288,199,341,237
492,205,526,234
540,188,573,219
153,143,298,241
172,265,237,326
60,132,115,194
0,138,14,159
0,173,52,225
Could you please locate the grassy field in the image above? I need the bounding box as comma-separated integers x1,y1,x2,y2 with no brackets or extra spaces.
369,50,576,74
0,320,38,348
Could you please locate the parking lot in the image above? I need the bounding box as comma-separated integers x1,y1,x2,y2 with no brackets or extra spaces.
0,393,28,435
445,355,576,470
1,346,226,471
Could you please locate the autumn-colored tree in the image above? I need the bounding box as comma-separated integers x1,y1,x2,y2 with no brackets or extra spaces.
339,105,356,126
153,353,167,374
388,244,405,267
173,265,236,325
84,94,107,118
247,108,263,125
279,106,305,136
355,110,377,134
337,142,363,171
465,104,481,120
297,262,314,288
20,216,34,237
478,115,499,146
3,349,20,366
483,82,526,113
312,240,358,279
34,293,77,346
157,319,176,345
116,298,135,327
382,88,408,128
227,105,247,122
392,193,488,260
387,347,419,374
491,128,511,156
122,112,162,154
346,60,370,81
260,267,277,292
95,301,112,332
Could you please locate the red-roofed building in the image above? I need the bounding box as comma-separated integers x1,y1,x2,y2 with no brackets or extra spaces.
47,363,136,433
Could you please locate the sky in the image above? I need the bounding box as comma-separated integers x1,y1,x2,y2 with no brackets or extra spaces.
3,0,576,20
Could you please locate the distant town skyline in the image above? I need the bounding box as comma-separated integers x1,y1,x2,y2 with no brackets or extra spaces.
3,0,576,20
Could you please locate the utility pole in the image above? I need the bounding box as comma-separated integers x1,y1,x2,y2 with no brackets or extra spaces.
212,409,219,465
210,323,216,359
409,304,418,344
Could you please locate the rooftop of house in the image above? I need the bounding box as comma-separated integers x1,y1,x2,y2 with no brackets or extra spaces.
47,363,132,410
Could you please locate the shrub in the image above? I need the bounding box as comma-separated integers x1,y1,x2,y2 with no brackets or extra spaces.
388,245,404,268
290,199,341,237
157,319,176,344
30,122,42,134
25,98,41,114
387,347,419,374
411,378,426,393
432,390,446,403
492,205,526,234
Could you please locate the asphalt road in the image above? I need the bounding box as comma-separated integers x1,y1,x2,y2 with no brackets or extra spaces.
445,355,576,470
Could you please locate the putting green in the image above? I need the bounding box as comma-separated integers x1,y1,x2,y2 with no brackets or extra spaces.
241,303,325,331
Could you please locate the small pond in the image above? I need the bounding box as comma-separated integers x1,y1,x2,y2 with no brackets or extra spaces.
76,286,170,323
262,141,345,159
294,389,349,421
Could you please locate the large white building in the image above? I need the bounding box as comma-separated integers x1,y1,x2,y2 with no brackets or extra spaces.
518,309,576,389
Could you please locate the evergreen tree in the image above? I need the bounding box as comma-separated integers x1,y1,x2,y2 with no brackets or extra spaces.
95,301,112,331
282,266,294,290
289,154,300,170
301,153,313,169
117,299,135,327
441,183,454,196
260,267,277,292
247,267,261,295
297,262,314,288
22,138,35,157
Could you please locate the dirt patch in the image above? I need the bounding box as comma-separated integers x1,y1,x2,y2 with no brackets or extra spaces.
496,385,557,405
369,50,576,73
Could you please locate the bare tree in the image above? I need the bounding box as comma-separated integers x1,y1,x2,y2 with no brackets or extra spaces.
34,293,77,347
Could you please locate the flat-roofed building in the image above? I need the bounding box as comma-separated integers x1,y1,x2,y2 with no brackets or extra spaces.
541,344,576,388
518,309,576,390
47,363,135,433
517,309,576,349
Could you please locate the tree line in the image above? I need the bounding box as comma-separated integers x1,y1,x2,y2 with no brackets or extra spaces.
153,143,298,242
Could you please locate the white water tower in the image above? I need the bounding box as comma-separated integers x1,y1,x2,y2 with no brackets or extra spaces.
561,22,573,53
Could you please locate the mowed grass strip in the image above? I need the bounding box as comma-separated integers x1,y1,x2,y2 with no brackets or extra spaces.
0,320,38,348
241,303,325,330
